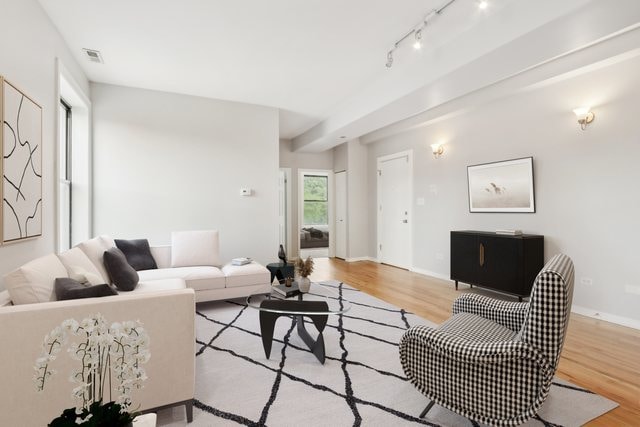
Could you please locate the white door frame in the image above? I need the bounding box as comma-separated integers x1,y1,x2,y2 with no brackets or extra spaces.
298,169,335,258
334,170,348,259
376,150,413,268
279,168,292,256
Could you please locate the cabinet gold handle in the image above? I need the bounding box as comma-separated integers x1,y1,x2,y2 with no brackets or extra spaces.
479,243,485,267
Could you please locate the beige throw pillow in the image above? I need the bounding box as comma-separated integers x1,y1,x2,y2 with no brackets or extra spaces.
58,247,107,285
3,254,68,305
171,230,220,267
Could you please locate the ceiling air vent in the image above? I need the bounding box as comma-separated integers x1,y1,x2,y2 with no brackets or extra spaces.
82,48,104,64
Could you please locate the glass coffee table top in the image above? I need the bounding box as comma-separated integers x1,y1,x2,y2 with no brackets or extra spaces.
246,282,351,364
246,282,351,315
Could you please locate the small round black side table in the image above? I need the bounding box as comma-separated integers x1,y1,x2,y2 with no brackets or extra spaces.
266,262,295,284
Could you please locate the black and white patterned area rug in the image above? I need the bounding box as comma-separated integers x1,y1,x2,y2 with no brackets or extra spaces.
157,281,617,426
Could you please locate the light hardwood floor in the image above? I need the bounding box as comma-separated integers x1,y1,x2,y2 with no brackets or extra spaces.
310,258,640,426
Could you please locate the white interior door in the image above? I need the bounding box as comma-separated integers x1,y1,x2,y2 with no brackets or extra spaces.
378,152,412,269
335,171,347,259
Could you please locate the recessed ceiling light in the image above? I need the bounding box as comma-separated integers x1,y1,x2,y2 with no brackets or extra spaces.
82,48,104,64
478,1,488,10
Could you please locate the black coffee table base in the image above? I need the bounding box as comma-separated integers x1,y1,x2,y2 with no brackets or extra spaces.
259,299,329,364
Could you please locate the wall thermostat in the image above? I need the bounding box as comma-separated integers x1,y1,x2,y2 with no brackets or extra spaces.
240,188,252,196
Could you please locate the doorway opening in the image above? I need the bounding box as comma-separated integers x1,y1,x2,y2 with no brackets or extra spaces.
278,168,292,258
298,170,333,259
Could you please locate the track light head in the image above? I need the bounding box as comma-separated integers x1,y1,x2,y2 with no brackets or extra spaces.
413,29,423,50
386,50,394,68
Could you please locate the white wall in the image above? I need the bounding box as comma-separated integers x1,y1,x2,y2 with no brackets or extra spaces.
331,140,369,260
92,83,279,265
279,139,333,256
346,139,369,259
366,54,640,326
333,142,347,173
0,0,89,289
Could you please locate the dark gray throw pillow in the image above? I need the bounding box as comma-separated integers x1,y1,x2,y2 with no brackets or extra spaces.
103,247,140,291
114,238,158,271
55,278,117,301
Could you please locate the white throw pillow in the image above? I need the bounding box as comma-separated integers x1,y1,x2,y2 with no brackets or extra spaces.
58,247,107,285
3,254,68,305
171,230,220,267
75,235,116,283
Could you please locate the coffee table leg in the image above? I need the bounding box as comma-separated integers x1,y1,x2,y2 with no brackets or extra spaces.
259,311,280,359
296,314,328,364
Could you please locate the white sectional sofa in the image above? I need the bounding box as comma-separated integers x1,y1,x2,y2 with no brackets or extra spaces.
0,230,271,426
0,288,195,427
146,244,271,302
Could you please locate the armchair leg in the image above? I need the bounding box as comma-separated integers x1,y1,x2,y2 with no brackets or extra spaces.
419,400,435,418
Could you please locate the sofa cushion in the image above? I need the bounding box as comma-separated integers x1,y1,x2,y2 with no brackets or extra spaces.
138,266,226,291
129,278,187,294
57,247,104,285
103,247,139,291
115,239,158,271
76,235,115,283
171,230,220,268
54,278,117,301
3,254,68,304
222,262,270,288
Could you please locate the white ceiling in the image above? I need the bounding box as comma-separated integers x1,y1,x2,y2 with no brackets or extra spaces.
39,0,620,145
38,0,517,139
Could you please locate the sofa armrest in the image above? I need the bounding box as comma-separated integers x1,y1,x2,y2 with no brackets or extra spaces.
150,245,171,268
0,288,195,427
452,293,528,332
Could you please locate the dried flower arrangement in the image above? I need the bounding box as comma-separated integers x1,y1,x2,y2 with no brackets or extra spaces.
294,256,314,278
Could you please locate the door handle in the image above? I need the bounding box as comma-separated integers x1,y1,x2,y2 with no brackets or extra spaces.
402,220,408,223
479,243,485,267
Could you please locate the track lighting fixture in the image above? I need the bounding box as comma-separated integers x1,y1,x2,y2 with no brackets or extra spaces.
385,0,469,68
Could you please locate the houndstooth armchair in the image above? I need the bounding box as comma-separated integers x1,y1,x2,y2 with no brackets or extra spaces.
399,254,575,426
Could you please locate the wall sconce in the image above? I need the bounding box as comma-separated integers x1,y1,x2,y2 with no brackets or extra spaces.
573,107,595,130
430,143,444,158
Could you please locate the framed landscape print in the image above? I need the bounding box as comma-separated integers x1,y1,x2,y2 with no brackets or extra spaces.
467,157,535,213
1,77,43,243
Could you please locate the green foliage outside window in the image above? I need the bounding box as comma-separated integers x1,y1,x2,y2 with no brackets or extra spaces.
303,175,328,225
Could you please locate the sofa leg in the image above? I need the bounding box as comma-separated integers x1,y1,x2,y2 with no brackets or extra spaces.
419,401,435,418
185,400,193,423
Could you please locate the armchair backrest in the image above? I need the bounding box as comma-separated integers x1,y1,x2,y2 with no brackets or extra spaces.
518,254,575,370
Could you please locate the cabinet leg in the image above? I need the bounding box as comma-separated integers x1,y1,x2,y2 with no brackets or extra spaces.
455,280,458,290
519,296,523,302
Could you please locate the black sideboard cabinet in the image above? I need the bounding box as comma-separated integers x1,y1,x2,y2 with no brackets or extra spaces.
450,230,544,300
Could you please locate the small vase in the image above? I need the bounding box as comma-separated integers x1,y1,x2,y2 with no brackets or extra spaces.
298,276,311,293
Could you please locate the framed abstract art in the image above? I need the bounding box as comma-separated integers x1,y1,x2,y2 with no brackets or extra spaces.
1,76,43,243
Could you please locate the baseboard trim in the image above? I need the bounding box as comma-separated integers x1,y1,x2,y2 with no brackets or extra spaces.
345,256,379,263
571,305,640,330
409,266,451,282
